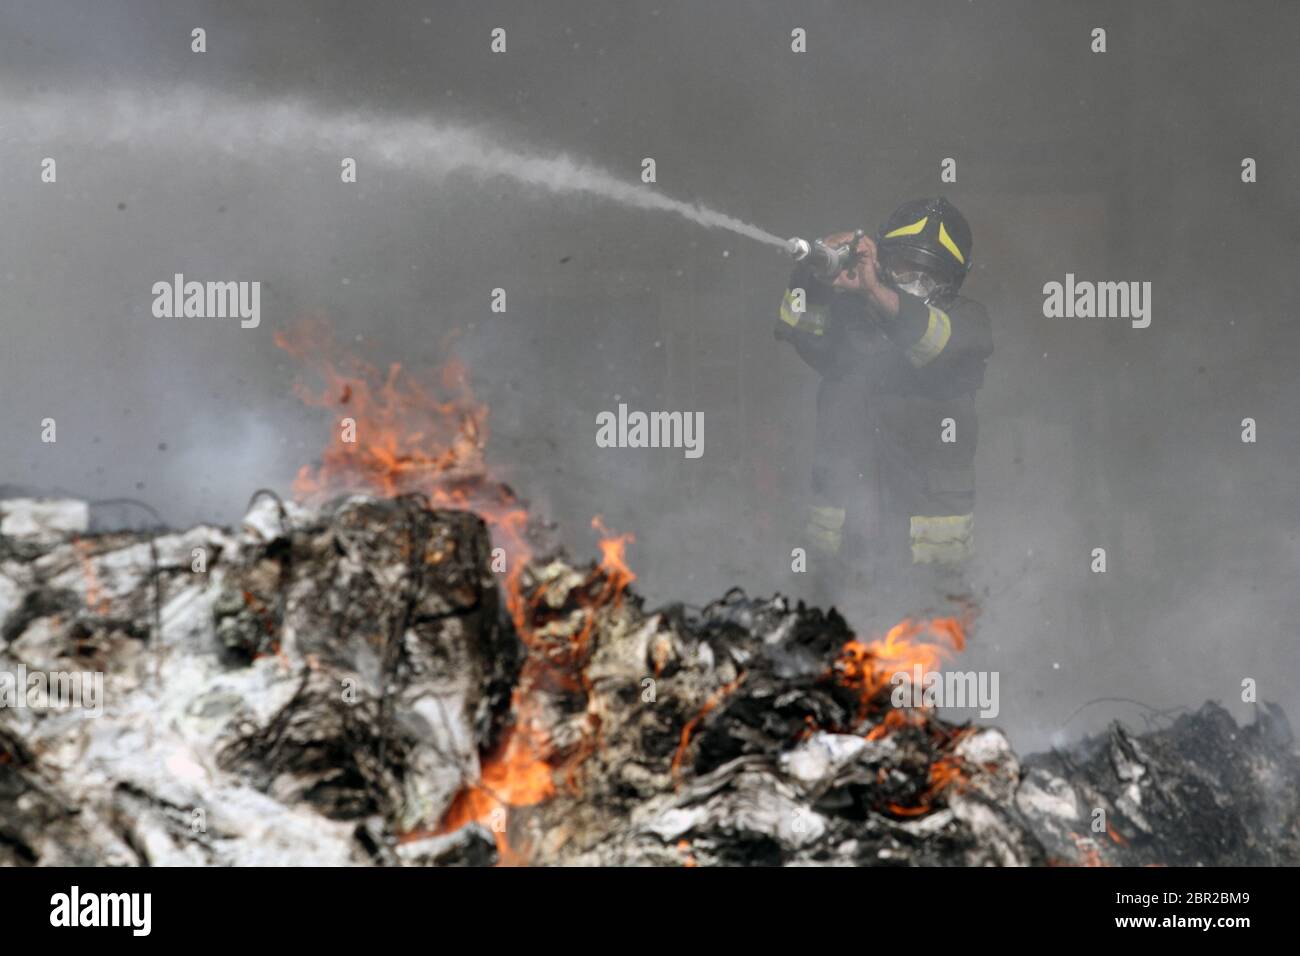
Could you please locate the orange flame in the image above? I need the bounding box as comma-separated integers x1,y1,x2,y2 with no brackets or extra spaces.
277,319,634,862
73,538,110,616
590,515,635,607
431,720,556,863
834,615,969,723
832,614,976,817
670,674,746,784
886,754,970,817
1107,822,1129,847
274,318,535,634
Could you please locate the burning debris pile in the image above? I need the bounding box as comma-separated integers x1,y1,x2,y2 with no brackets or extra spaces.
3,326,1296,866
2,492,1298,867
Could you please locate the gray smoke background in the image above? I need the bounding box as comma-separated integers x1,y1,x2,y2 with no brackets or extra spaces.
1,0,1297,751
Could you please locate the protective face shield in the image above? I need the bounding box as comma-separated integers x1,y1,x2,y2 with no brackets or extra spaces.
885,264,942,300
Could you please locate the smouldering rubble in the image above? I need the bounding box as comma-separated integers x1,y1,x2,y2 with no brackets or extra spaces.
1,494,1297,866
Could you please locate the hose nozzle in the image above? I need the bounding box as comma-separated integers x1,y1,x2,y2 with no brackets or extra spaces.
788,234,861,279
787,237,813,261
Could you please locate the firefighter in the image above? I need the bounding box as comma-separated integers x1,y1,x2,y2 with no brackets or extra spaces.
776,197,992,594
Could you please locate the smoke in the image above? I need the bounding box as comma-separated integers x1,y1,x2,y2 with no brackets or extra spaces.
3,0,1298,761
6,88,787,249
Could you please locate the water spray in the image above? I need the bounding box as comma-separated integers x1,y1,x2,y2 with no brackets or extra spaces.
3,87,885,285
4,88,790,250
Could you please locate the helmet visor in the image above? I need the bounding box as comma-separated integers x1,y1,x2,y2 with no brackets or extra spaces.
879,244,956,298
889,271,940,299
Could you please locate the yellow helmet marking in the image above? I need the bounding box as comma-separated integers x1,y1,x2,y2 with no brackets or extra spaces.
883,216,928,238
938,221,965,263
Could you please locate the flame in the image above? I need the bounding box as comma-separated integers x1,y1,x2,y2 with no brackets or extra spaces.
831,614,977,817
864,707,926,741
834,615,969,723
277,318,633,862
670,674,746,783
432,719,556,864
274,318,535,633
886,754,970,817
590,515,635,606
1106,822,1129,847
73,538,110,616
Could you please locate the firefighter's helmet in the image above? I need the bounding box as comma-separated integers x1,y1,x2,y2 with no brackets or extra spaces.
876,197,973,297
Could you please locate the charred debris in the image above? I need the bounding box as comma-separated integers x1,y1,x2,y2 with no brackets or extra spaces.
1,494,1296,867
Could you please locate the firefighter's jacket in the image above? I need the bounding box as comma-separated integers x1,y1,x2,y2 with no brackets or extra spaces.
776,264,993,564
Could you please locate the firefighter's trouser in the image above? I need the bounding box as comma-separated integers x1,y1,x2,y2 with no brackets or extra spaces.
908,513,973,565
805,504,848,557
807,503,973,566
807,376,976,568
